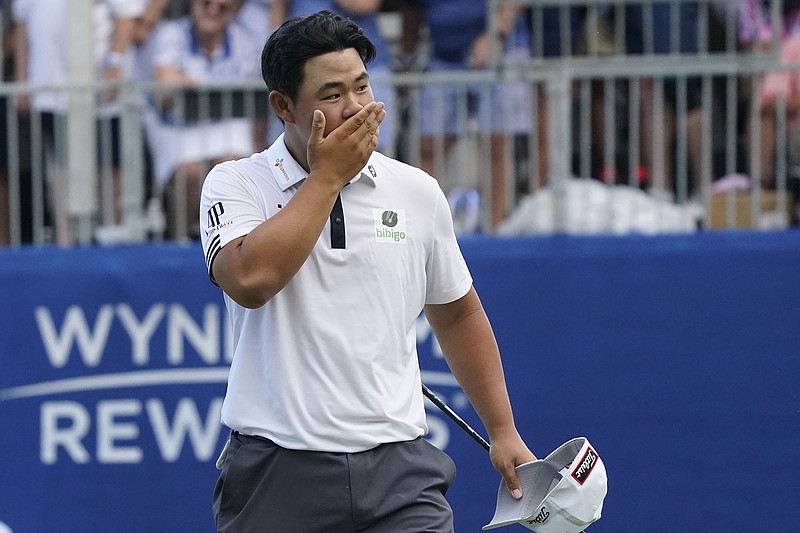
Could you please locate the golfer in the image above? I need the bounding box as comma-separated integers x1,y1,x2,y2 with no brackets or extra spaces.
200,10,535,532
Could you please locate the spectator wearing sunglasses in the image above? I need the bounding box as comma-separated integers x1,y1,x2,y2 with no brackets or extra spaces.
141,0,262,239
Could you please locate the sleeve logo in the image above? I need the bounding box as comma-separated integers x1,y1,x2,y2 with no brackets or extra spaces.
206,202,225,229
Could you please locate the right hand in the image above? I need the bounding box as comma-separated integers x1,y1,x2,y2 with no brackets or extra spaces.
102,65,123,103
306,101,386,190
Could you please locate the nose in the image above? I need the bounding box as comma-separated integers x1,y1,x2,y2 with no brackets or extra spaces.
342,93,366,120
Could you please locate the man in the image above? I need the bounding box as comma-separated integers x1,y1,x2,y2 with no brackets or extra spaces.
12,0,148,243
200,11,535,532
144,0,262,239
275,0,398,155
622,1,703,199
402,0,530,229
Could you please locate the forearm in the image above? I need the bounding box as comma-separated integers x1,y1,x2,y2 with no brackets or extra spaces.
270,0,288,30
13,24,28,83
428,288,536,496
426,289,518,441
494,5,523,37
110,17,137,55
142,0,169,30
135,0,169,43
214,173,341,308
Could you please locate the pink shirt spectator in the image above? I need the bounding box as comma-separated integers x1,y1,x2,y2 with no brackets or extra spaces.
760,32,800,126
738,0,800,44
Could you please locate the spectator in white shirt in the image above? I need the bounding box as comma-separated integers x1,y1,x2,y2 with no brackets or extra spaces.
12,0,148,243
142,0,262,240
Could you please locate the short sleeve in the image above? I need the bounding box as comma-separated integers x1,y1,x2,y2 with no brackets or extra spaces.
12,0,32,22
760,34,800,106
150,19,185,69
199,162,268,282
424,184,473,305
104,0,147,18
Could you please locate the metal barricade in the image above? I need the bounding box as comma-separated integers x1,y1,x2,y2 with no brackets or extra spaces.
484,0,796,233
0,0,797,246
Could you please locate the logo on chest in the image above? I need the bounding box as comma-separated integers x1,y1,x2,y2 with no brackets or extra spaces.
373,208,407,244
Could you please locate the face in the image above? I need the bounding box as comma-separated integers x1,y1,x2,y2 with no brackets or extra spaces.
286,48,374,141
192,0,236,34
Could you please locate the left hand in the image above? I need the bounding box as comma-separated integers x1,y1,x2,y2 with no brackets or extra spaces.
102,65,123,102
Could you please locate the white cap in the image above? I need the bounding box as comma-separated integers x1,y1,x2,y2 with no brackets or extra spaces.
483,437,607,532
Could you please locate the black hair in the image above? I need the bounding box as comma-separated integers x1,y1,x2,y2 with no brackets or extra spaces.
260,10,377,101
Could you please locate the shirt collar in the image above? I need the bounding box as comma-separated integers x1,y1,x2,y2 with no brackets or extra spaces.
189,25,231,59
267,134,378,191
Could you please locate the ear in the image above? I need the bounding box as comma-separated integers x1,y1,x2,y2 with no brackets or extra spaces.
269,90,296,125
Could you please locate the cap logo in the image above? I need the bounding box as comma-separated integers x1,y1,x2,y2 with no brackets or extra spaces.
526,506,550,525
571,447,598,485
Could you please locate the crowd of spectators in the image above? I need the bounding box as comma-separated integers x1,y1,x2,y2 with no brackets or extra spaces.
0,0,797,245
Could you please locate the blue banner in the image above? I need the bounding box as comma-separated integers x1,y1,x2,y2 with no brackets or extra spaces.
1,232,799,532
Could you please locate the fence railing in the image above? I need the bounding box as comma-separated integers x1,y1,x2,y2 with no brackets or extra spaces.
1,0,797,246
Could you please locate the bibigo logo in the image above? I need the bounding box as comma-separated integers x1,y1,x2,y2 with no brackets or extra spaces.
373,208,407,244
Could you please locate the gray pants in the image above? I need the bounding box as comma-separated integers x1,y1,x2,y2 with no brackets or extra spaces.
213,432,456,533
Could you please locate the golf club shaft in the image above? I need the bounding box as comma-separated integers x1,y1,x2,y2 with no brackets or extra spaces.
422,383,490,452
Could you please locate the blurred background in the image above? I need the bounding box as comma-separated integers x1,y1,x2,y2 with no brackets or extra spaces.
0,1,799,532
0,0,799,244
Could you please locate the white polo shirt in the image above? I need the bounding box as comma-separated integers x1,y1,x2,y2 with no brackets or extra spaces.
200,135,473,452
